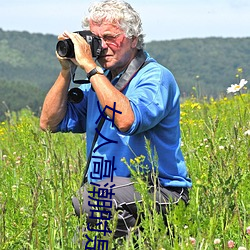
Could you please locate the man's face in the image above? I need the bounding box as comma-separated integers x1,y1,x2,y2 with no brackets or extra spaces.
89,20,138,73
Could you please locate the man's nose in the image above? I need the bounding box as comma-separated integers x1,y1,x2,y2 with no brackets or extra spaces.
101,38,109,49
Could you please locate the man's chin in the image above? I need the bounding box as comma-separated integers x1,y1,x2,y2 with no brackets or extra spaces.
98,58,113,69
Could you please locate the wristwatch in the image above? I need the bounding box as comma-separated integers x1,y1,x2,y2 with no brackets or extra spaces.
87,66,104,80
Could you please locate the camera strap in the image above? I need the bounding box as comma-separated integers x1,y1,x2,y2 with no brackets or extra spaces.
81,50,150,185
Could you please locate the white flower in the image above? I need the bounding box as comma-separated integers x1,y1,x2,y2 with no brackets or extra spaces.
238,247,246,250
214,239,221,245
244,130,250,136
20,207,25,214
227,79,248,93
214,238,221,244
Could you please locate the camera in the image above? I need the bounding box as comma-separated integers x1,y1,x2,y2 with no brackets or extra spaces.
56,30,102,58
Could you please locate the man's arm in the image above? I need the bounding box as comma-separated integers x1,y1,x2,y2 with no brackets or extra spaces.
40,66,71,132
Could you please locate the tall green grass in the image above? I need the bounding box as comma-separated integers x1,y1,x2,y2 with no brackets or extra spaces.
0,93,249,249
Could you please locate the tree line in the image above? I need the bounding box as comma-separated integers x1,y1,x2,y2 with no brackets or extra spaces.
0,28,249,120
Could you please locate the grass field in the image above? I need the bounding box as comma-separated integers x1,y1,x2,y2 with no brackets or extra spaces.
0,90,249,249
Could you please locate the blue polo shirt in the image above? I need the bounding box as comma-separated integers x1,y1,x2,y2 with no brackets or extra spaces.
58,52,192,188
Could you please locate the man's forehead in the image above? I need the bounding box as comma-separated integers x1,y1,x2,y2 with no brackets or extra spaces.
90,20,122,33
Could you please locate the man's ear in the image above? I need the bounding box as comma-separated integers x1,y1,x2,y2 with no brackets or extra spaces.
131,36,139,48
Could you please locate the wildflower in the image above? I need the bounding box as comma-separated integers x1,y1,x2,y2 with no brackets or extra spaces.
12,185,18,192
196,180,202,185
246,226,250,235
244,130,250,136
237,67,243,73
130,159,135,165
135,157,141,164
238,247,246,250
228,240,235,248
121,157,126,163
189,237,196,246
191,103,201,109
214,238,221,244
218,145,224,150
227,79,248,93
42,213,48,221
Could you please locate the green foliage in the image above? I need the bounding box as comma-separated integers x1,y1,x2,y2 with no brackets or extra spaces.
0,29,61,121
146,37,250,98
0,109,86,249
0,28,60,89
0,79,46,121
0,93,249,249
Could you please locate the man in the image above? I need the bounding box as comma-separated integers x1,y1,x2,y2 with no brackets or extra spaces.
40,0,192,242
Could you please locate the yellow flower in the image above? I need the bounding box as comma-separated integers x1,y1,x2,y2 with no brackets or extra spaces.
237,67,243,73
191,103,201,109
130,159,135,165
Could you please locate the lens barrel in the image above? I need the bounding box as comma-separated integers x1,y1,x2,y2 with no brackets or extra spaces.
68,88,84,103
56,39,75,58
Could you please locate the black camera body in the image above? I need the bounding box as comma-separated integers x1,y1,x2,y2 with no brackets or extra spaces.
56,30,102,58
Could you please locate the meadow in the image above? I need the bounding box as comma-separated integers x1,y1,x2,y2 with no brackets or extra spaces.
0,89,249,249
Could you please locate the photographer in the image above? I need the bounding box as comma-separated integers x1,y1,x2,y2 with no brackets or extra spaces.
40,0,192,244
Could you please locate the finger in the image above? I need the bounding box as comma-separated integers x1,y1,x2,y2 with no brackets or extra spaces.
64,30,76,40
65,31,85,43
63,30,71,37
55,50,79,66
55,50,64,59
57,31,71,41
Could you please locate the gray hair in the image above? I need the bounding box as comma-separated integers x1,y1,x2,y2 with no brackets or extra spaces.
82,0,145,49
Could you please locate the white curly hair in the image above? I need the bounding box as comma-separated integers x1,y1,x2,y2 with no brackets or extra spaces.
82,0,145,49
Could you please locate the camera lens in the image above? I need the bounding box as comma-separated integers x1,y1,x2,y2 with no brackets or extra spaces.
68,88,84,103
56,39,74,58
